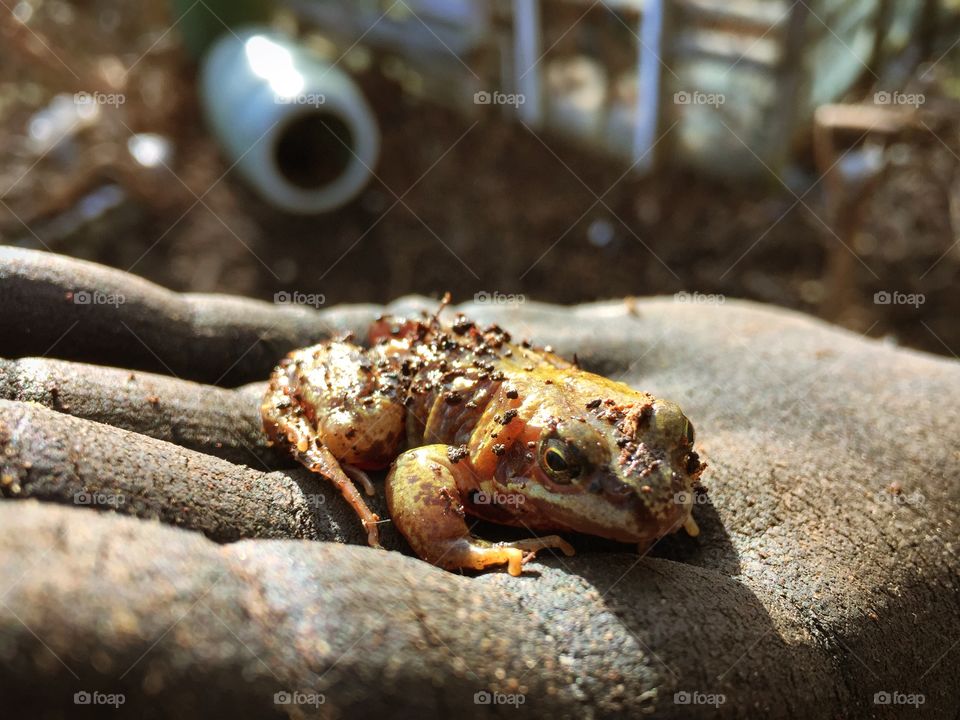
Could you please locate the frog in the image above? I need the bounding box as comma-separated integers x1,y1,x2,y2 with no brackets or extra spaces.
261,300,705,575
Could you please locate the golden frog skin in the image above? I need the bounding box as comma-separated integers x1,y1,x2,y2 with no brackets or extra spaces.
261,304,705,575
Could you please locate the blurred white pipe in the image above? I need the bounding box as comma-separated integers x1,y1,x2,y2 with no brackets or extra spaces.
513,0,542,124
200,27,379,214
634,0,662,170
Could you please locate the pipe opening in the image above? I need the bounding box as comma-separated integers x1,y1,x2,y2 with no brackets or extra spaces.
274,112,355,190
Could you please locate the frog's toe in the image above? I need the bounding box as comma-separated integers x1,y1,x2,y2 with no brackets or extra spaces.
343,464,376,496
459,542,527,576
360,516,384,549
504,535,576,559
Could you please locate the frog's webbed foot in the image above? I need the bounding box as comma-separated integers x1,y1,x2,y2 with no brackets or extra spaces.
386,445,575,575
449,536,575,576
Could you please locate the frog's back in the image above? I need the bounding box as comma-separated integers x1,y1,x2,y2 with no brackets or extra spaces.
370,312,543,450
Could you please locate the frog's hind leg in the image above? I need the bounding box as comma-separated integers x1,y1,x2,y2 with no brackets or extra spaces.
386,445,575,576
263,405,384,547
262,341,407,549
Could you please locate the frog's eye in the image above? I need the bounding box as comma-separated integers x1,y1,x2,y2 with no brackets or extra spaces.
539,438,581,484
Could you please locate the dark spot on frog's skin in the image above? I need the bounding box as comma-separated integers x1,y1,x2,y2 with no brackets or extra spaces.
346,428,358,439
452,316,474,335
585,398,602,410
438,488,465,518
445,392,463,405
492,444,506,456
447,444,469,464
500,409,518,425
505,387,519,399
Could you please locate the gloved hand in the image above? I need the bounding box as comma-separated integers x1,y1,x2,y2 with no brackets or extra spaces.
0,247,957,719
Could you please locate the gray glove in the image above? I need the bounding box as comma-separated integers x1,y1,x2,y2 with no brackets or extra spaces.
0,247,957,718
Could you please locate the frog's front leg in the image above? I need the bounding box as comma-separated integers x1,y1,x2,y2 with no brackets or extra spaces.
386,445,574,575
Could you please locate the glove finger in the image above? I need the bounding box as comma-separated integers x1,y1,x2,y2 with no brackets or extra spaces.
0,247,377,385
0,356,280,469
0,399,401,549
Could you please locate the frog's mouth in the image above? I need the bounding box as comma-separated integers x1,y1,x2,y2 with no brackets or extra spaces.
498,459,700,545
609,436,708,535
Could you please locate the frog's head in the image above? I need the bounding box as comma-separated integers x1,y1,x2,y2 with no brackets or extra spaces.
510,383,704,547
